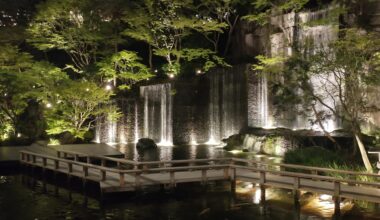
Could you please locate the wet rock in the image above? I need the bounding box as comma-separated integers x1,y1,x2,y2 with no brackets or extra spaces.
223,134,244,151
30,140,48,147
136,138,157,150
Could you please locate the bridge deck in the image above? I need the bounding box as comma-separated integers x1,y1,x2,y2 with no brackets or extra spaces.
19,149,380,204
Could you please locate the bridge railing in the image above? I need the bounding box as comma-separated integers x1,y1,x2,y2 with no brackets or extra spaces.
55,149,380,181
231,158,380,181
20,149,380,198
20,150,232,188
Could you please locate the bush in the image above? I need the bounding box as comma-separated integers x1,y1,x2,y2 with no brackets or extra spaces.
283,146,344,167
284,146,378,182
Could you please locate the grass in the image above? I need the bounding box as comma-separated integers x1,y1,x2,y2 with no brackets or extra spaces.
283,146,379,182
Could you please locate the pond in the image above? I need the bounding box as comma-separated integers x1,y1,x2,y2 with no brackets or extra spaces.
1,144,380,220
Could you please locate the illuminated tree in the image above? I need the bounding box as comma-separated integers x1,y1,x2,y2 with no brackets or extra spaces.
45,80,113,139
97,50,153,90
0,45,65,138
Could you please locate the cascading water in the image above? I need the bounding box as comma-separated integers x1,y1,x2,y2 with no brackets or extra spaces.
206,68,245,144
257,73,274,128
140,83,173,146
107,119,117,144
265,6,341,131
206,73,221,145
134,102,139,143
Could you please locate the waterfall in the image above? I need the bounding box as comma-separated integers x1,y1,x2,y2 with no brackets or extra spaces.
140,83,173,146
94,119,101,143
206,68,245,144
134,102,139,143
107,119,117,144
258,73,274,128
265,7,340,131
206,73,220,145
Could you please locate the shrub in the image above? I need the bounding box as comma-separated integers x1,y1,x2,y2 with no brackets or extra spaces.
283,146,344,167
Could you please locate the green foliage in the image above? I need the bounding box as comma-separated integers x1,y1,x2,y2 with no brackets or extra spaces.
243,0,310,25
284,146,344,167
182,48,231,72
98,50,153,90
253,55,285,73
27,0,122,71
284,147,377,182
45,80,113,139
0,44,66,138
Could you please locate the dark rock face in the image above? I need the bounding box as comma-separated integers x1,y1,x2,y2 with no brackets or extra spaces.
136,138,157,150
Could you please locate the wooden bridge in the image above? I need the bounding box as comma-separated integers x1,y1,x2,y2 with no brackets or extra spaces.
19,149,380,206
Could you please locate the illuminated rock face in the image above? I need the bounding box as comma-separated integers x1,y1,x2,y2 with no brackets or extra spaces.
94,8,348,145
246,7,342,131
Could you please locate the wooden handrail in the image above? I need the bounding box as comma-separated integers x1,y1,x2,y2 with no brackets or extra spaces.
231,158,380,178
232,165,380,188
20,150,123,174
56,148,379,178
21,149,380,186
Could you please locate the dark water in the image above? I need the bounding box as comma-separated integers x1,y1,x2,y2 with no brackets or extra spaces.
1,145,380,220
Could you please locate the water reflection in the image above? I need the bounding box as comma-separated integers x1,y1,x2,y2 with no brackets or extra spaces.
1,174,380,219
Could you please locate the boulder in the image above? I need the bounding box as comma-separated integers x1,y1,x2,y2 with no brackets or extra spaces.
30,140,48,147
136,138,157,150
223,134,244,151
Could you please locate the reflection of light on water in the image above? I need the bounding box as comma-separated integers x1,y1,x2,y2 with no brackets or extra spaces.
229,150,243,154
190,132,198,145
159,146,173,161
106,142,117,146
303,193,353,218
205,136,220,145
119,132,127,144
157,141,173,147
262,125,277,130
253,188,262,204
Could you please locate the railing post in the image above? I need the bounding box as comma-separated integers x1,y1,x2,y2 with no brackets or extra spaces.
260,171,266,185
54,160,59,170
20,152,24,162
135,172,141,189
57,151,60,158
293,177,300,206
143,164,148,173
86,156,91,164
119,173,125,187
224,167,229,179
42,158,47,167
101,159,106,167
101,170,106,181
170,171,175,187
231,168,236,193
83,166,88,177
333,181,341,218
202,169,207,185
68,163,73,173
74,154,79,161
32,155,36,164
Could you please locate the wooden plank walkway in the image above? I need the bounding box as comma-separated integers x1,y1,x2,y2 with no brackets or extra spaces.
19,149,380,204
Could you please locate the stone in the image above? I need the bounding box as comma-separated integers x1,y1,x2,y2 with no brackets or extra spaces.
30,140,48,147
223,134,244,151
136,138,157,150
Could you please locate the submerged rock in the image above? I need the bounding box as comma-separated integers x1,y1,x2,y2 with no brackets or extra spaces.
136,138,157,150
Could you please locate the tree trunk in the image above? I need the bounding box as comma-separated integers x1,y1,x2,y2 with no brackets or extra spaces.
311,105,341,150
149,44,153,70
354,133,373,172
223,16,239,57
